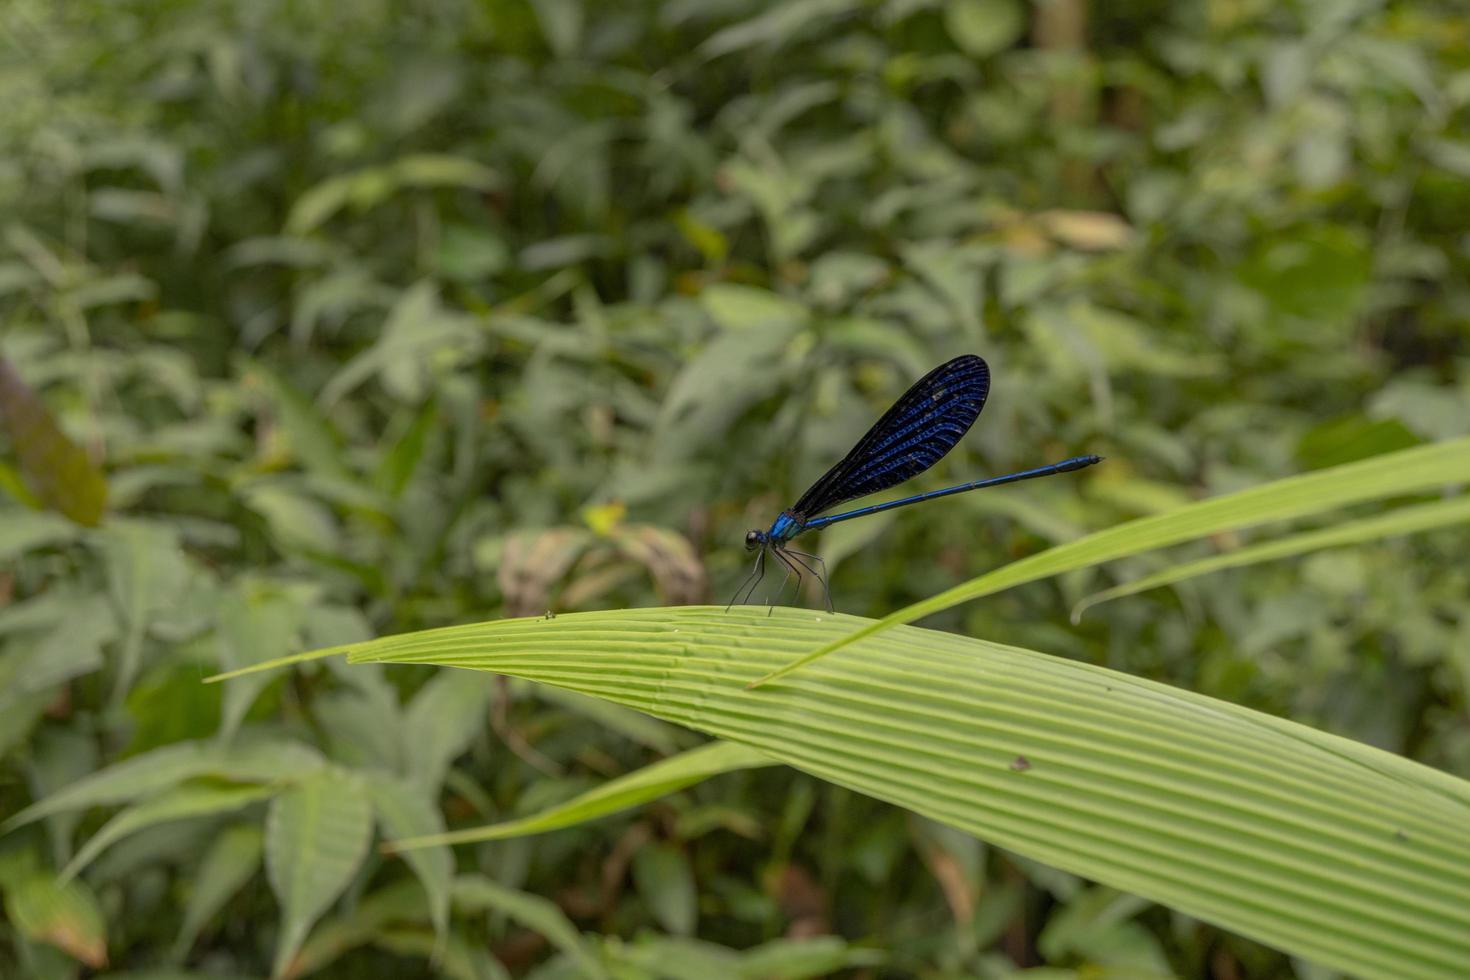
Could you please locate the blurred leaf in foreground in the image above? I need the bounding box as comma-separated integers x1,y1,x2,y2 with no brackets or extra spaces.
0,357,107,525
2,869,108,967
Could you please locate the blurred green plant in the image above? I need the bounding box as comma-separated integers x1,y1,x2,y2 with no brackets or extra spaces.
0,357,107,526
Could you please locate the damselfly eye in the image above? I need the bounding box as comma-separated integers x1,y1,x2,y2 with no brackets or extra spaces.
744,530,762,551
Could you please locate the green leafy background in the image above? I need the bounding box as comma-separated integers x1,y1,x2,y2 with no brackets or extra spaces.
2,0,1469,977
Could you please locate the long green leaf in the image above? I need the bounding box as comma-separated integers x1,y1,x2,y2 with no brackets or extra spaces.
328,607,1470,980
1073,494,1470,620
753,435,1470,685
389,741,773,851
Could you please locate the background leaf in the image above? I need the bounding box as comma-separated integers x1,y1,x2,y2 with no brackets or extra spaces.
452,875,607,980
172,823,264,961
945,0,1025,58
632,843,698,936
0,357,107,526
3,869,108,967
61,782,274,882
400,669,494,794
101,520,191,702
365,772,452,944
265,769,373,977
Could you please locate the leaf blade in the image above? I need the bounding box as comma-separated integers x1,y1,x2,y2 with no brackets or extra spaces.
1073,494,1470,619
340,607,1470,979
388,741,772,850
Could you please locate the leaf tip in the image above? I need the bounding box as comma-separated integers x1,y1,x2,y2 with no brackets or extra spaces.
1071,593,1111,623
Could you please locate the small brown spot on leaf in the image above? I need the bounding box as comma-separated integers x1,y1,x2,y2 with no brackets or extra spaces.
1010,755,1031,772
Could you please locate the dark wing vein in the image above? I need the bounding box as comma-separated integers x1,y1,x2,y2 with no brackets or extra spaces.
791,355,990,518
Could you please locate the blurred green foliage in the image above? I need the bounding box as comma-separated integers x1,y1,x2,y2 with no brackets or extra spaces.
1,0,1468,976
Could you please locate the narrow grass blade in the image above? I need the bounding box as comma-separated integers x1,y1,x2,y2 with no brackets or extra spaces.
387,741,773,851
1073,494,1470,620
753,435,1470,686
203,645,349,683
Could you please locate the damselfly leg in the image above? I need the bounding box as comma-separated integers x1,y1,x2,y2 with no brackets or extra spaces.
765,549,802,615
781,547,832,613
726,548,768,610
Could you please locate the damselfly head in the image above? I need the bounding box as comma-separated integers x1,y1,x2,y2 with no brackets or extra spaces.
744,530,765,551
